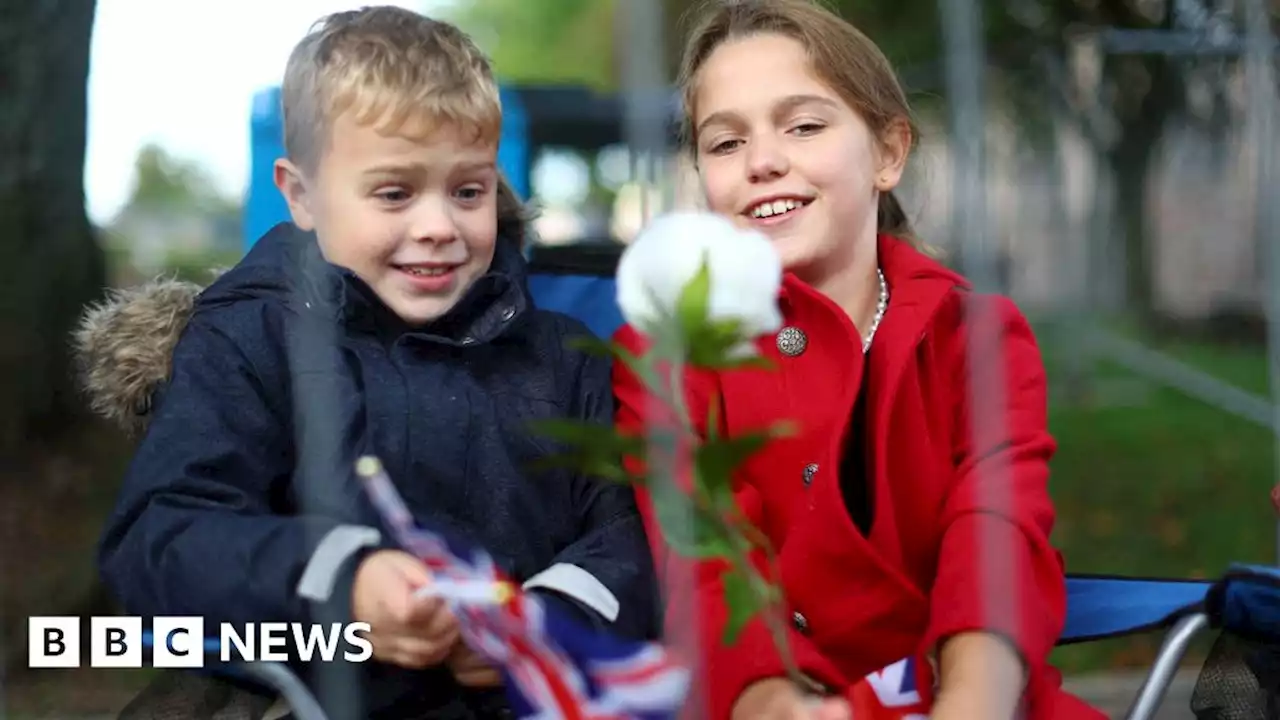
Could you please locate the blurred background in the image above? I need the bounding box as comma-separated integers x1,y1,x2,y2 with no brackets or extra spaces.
3,0,1278,716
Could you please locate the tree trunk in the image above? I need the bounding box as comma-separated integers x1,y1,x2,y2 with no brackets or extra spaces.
1111,137,1157,324
1104,50,1182,328
0,0,106,456
0,0,123,687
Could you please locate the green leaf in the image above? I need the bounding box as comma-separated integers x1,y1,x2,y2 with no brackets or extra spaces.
562,335,670,403
721,568,762,646
563,334,618,359
612,341,665,395
693,421,798,506
637,285,684,354
524,418,650,487
766,420,800,439
694,432,769,503
675,254,712,339
525,453,641,485
705,393,721,442
649,484,733,559
683,318,780,373
712,354,776,371
684,317,740,368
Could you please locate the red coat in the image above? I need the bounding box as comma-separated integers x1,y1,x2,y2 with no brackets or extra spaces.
613,234,1105,720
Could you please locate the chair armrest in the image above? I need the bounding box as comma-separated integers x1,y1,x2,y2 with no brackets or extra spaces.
140,630,328,720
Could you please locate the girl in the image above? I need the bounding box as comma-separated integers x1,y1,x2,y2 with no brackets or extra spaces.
612,1,1108,719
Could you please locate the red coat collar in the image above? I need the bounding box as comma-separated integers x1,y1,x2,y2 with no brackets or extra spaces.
877,233,968,290
776,233,970,341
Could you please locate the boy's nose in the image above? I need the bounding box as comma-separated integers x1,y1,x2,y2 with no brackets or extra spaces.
410,201,459,244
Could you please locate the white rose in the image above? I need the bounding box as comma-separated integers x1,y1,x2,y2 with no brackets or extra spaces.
616,211,784,352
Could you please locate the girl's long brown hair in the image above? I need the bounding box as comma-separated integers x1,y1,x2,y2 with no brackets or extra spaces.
677,0,922,249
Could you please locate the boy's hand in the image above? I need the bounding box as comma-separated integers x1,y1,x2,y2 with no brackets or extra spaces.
447,642,503,688
351,549,460,668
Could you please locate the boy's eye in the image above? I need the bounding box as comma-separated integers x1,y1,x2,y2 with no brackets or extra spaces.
791,122,825,136
708,138,742,155
375,188,411,203
455,185,486,201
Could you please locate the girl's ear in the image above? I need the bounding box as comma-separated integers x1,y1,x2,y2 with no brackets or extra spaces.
874,118,912,191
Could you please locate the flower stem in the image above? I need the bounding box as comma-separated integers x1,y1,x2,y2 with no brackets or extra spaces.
652,353,810,692
723,531,807,689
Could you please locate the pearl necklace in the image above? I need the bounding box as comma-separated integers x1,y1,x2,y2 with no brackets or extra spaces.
862,268,888,354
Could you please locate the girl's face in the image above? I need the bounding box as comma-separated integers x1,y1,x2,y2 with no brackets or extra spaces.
691,33,907,283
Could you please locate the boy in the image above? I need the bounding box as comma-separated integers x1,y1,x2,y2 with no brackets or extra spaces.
91,6,658,718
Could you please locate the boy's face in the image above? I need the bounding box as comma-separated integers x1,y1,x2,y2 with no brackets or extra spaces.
275,111,500,326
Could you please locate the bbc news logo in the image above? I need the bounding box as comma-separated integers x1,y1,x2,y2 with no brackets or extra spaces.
29,616,373,668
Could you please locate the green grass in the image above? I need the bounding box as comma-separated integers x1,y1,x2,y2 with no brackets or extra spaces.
1035,321,1276,672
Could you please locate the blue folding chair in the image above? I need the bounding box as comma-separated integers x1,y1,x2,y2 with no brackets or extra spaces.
141,248,1280,720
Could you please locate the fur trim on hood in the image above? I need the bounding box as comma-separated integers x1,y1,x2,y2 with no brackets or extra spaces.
75,177,533,437
73,279,205,437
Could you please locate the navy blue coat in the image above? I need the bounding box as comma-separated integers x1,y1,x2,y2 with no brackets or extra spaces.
97,223,659,718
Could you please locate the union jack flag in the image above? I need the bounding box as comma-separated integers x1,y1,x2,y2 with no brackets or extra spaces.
355,456,691,720
850,655,932,720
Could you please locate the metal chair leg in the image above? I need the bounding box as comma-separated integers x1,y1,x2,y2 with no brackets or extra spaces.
1124,612,1209,720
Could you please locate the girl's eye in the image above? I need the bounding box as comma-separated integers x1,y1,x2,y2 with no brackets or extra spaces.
792,123,825,136
456,186,485,201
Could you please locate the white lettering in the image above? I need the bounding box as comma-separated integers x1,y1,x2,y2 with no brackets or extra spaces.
291,623,341,662
219,625,254,663
259,622,289,662
343,622,373,662
61,619,382,664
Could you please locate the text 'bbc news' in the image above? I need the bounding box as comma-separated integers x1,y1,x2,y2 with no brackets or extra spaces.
28,616,373,668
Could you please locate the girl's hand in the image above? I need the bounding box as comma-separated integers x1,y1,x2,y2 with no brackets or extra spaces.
932,631,1027,720
731,678,851,720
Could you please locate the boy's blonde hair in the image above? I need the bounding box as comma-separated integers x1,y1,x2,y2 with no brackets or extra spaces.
281,5,502,173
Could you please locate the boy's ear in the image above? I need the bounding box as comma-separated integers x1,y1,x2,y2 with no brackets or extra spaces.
274,158,316,231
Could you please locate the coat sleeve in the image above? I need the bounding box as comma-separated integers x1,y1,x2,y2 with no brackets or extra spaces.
97,310,391,631
920,293,1066,677
521,334,662,642
612,324,847,720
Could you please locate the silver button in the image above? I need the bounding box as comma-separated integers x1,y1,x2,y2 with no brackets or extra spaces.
803,463,818,487
776,326,807,357
461,337,476,345
792,611,810,634
500,306,515,321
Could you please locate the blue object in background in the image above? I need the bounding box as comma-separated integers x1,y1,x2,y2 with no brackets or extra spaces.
526,273,623,339
497,85,529,200
242,84,532,254
244,87,288,253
